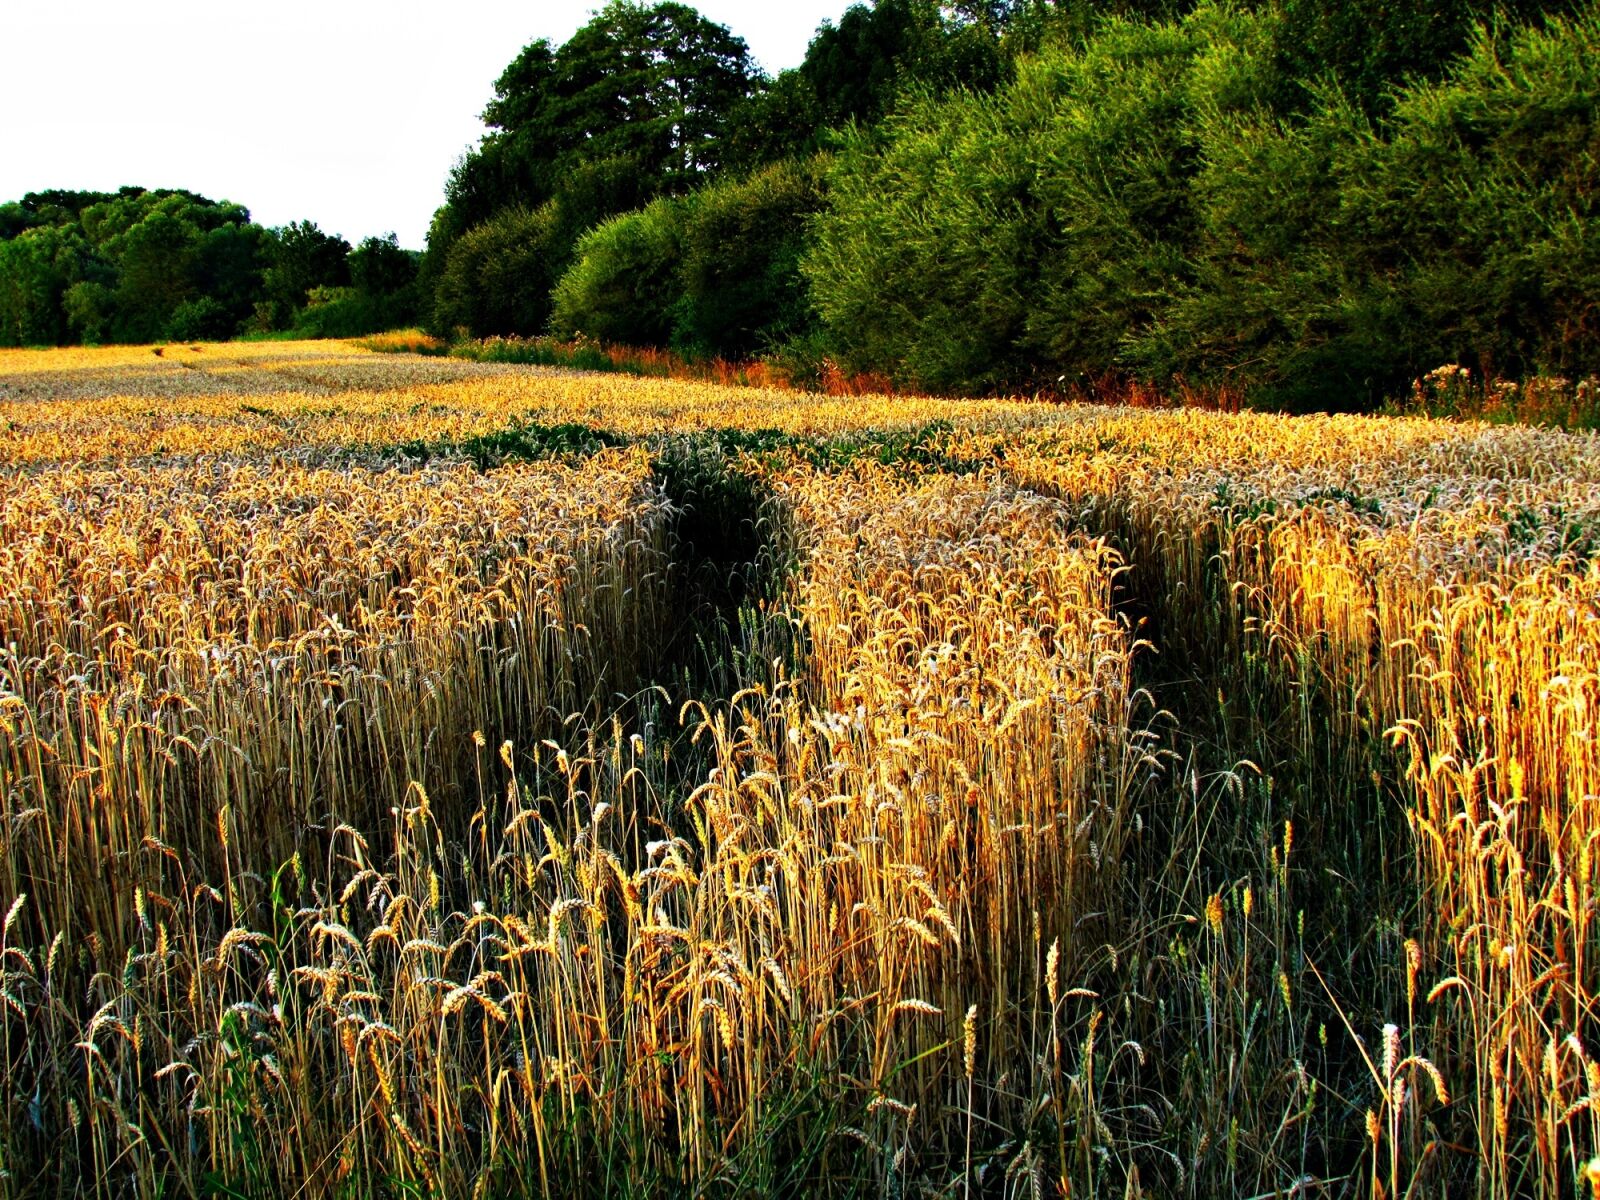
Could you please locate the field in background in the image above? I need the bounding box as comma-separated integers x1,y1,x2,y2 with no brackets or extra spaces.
1,340,1597,1198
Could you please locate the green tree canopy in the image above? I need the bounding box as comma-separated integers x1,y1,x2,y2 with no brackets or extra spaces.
261,220,352,324
447,1,759,230
0,226,94,346
0,183,423,346
0,188,274,346
1269,0,1583,116
801,0,1005,131
722,0,1012,174
349,233,418,297
803,4,1278,394
424,2,760,335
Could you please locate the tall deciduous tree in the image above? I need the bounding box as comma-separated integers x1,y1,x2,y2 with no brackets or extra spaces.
349,233,418,298
0,226,91,346
448,1,758,227
722,0,1011,176
261,221,351,324
800,0,1004,131
427,2,759,335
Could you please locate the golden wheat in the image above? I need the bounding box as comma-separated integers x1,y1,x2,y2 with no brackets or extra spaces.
1,342,1596,1198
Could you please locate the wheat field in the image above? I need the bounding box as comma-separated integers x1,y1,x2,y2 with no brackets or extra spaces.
0,339,1596,1198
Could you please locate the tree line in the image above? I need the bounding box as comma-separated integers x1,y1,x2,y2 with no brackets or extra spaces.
0,188,421,346
5,0,1594,411
424,0,1595,410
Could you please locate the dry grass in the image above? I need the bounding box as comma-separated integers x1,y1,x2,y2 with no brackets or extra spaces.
0,340,1065,466
1002,410,1600,1196
0,342,1596,1198
0,452,668,954
359,330,447,356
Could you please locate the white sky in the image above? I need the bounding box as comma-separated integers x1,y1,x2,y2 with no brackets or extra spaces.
2,1,848,250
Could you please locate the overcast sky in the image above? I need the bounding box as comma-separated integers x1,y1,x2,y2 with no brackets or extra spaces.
3,1,847,249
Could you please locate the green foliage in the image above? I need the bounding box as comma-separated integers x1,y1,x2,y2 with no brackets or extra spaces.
426,2,762,335
0,187,353,346
720,72,825,176
444,1,758,233
109,209,204,342
84,192,259,343
0,201,29,240
196,223,272,325
164,295,235,341
11,0,1584,395
288,234,425,337
1138,11,1600,410
396,419,631,467
430,0,1015,335
0,189,263,346
534,1,756,183
452,336,625,373
551,157,826,359
1369,14,1600,380
803,81,1030,393
803,2,1598,408
349,233,417,297
260,220,351,326
800,0,1007,132
288,287,406,339
62,280,115,344
428,153,662,340
551,199,691,347
1125,89,1402,411
672,157,825,359
805,6,1276,394
722,0,1015,176
1269,0,1580,117
999,0,1195,52
0,226,91,346
1022,9,1277,374
431,204,566,337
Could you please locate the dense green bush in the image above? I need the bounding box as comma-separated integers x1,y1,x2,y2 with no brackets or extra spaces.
550,199,690,347
164,296,235,341
1122,86,1390,410
551,158,826,359
256,220,348,330
430,204,566,337
1023,7,1278,377
804,5,1276,394
287,287,408,339
0,226,87,346
1136,10,1600,410
1370,13,1600,381
802,85,1038,393
805,4,1597,406
1268,0,1580,117
62,280,115,344
673,157,825,359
